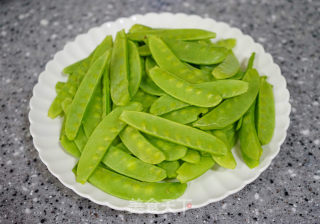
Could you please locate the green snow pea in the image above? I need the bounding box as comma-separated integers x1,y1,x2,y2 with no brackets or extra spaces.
82,81,103,137
140,57,165,96
129,24,152,33
128,28,216,42
120,126,165,164
110,30,130,106
132,89,158,111
157,161,180,178
212,51,240,79
138,45,151,56
55,82,65,93
119,111,227,155
128,40,142,97
61,98,72,114
177,156,215,183
115,142,132,154
211,125,237,169
149,66,222,107
101,146,166,182
181,149,201,164
164,38,228,65
62,57,91,76
193,68,260,130
196,80,249,99
239,103,262,163
65,51,111,140
242,153,260,169
212,38,236,49
84,165,187,202
148,36,211,83
161,106,208,125
60,135,81,158
256,76,275,145
91,35,113,63
146,135,187,161
236,117,243,130
74,126,88,152
150,94,189,115
230,52,256,80
76,102,143,183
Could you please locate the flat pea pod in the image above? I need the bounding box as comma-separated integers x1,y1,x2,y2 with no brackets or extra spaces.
149,66,222,107
84,165,187,202
76,102,143,183
129,24,152,33
140,57,165,96
128,40,142,97
82,81,103,137
256,76,275,145
150,94,189,116
120,126,165,164
230,52,256,81
101,146,166,182
115,142,132,154
74,126,88,152
63,57,91,75
181,149,201,163
242,153,260,169
148,36,211,83
236,117,243,130
176,156,215,183
212,38,236,49
91,35,113,63
60,135,81,158
193,68,260,130
101,50,112,117
120,111,227,156
195,80,249,99
138,45,151,56
132,89,158,111
146,135,187,161
164,38,228,65
239,103,262,162
128,29,216,41
55,82,65,93
212,51,240,79
110,30,130,106
157,161,180,178
161,106,208,125
211,125,237,169
65,51,111,140
61,98,72,114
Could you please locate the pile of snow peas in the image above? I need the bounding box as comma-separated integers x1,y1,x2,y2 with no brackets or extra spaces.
48,24,275,202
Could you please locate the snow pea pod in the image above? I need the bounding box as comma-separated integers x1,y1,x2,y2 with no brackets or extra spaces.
82,81,103,137
74,126,87,152
101,146,166,182
65,51,111,140
193,68,260,130
128,29,216,41
148,36,211,83
120,126,165,164
115,142,132,154
119,111,227,156
146,135,187,161
140,57,165,96
85,165,187,202
150,94,189,115
239,103,262,162
149,66,222,107
55,82,65,93
76,102,143,183
212,51,240,79
157,161,180,178
212,38,236,49
60,135,81,158
164,38,228,65
256,76,275,145
128,40,142,97
211,125,237,169
110,30,130,106
129,24,152,33
161,106,208,125
181,149,201,164
177,156,215,183
91,35,113,63
196,80,248,99
138,45,151,56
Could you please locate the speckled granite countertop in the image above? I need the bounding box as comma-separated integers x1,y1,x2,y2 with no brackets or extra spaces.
0,0,319,223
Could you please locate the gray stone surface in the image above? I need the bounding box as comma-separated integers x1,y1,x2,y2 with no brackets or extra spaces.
0,0,319,223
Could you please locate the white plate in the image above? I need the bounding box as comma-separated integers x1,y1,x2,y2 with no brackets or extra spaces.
29,12,291,214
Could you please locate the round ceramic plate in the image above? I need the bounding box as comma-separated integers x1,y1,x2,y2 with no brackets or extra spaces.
29,13,291,214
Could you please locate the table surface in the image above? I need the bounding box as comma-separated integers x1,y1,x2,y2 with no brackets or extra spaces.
1,0,319,223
